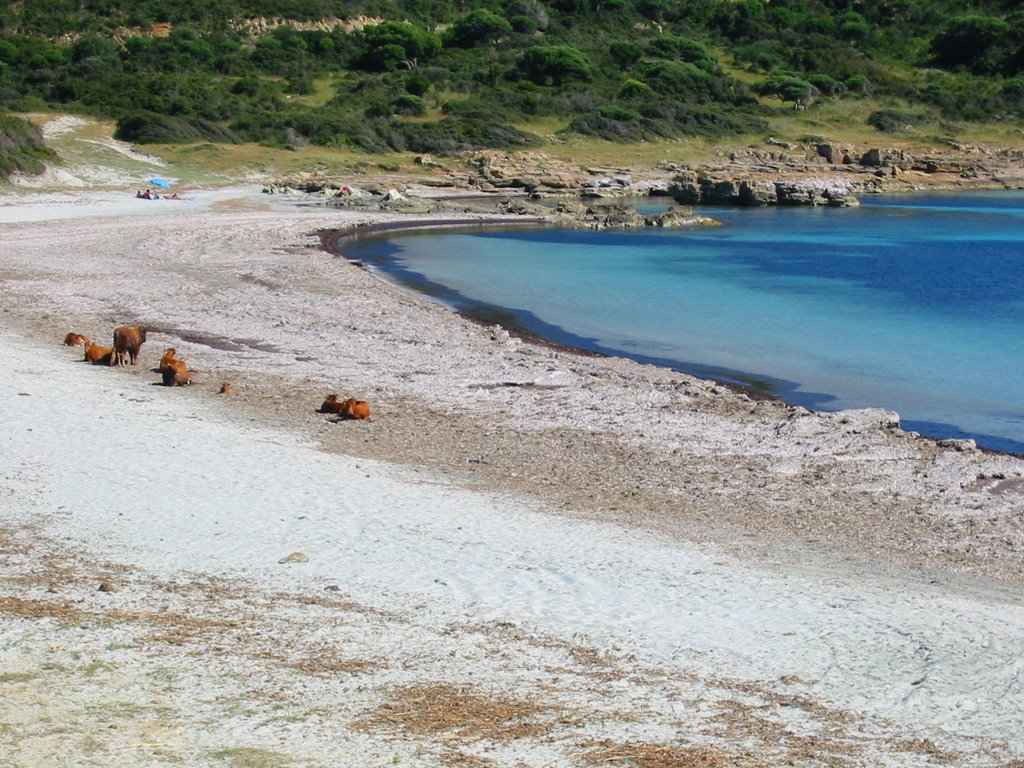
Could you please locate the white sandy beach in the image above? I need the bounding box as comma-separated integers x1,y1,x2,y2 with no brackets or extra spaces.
2,178,1024,767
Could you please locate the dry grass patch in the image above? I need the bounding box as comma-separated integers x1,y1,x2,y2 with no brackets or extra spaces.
895,738,960,764
209,746,291,767
361,682,553,744
581,740,757,768
133,608,233,644
706,697,862,765
268,588,372,614
245,644,379,677
287,651,377,676
0,591,242,644
0,594,90,622
0,523,32,556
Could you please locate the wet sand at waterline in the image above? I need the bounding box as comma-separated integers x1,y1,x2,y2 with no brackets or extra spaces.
2,187,1023,766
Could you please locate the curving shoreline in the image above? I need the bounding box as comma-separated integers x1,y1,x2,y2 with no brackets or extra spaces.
3,187,1024,764
324,221,804,400
320,209,1024,459
1,187,1021,581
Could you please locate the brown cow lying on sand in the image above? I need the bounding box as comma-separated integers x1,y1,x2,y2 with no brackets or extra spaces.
318,394,371,420
64,332,90,347
83,341,115,365
162,358,191,387
158,347,178,372
343,398,371,420
113,325,147,366
218,382,235,395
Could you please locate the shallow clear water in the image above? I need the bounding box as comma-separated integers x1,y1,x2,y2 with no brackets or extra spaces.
343,191,1024,454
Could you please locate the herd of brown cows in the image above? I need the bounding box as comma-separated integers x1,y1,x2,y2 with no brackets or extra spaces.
66,325,191,386
63,325,371,421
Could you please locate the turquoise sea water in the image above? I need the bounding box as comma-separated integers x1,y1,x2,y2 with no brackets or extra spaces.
342,192,1024,454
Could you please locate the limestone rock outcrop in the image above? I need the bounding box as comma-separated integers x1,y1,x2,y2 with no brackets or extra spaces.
667,173,859,207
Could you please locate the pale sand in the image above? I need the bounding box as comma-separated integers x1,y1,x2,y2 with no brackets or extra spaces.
2,186,1024,766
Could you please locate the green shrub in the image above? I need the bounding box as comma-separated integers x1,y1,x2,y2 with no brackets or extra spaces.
400,118,538,154
405,73,431,95
609,41,643,71
445,10,512,48
598,105,639,121
867,109,930,133
931,15,1015,75
514,45,593,86
619,79,653,98
358,22,441,71
645,35,715,70
0,112,55,179
115,111,240,144
393,93,424,115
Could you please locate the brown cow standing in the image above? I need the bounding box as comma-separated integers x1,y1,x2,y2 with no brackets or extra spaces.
64,332,90,347
318,394,371,420
83,341,115,365
161,358,191,386
113,326,147,366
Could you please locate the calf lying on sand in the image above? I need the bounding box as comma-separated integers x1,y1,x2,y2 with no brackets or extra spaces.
83,341,115,365
162,358,191,387
318,394,371,420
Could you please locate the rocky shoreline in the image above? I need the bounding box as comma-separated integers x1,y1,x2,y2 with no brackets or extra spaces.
262,139,1024,219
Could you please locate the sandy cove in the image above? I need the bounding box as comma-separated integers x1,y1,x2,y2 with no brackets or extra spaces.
2,186,1024,766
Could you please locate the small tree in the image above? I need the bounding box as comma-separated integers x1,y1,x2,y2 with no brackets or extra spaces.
515,45,593,86
808,74,845,98
609,41,643,71
359,22,440,71
445,9,511,48
758,73,819,106
780,80,818,108
506,0,549,33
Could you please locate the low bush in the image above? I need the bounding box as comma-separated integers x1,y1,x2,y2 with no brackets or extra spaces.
115,111,240,144
866,109,930,133
0,112,55,178
400,118,538,155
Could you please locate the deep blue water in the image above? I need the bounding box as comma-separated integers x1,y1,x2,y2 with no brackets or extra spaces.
341,191,1024,454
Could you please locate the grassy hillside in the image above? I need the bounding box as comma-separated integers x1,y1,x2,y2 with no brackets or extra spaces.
2,1,1023,179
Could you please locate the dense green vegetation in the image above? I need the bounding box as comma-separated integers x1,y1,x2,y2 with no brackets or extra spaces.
0,112,55,176
1,0,1023,162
